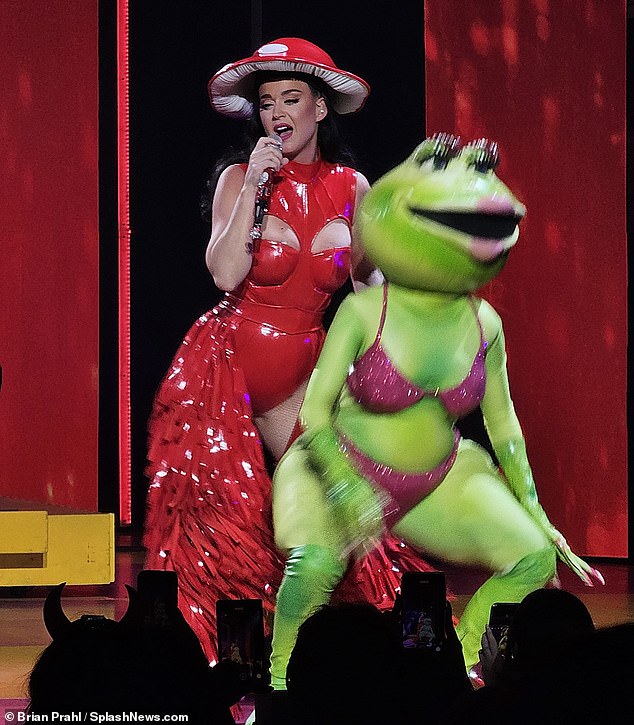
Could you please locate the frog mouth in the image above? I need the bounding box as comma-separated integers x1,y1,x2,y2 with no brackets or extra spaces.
409,208,522,240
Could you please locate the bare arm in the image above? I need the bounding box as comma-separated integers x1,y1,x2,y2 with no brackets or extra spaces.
350,172,384,291
205,137,286,291
205,165,254,291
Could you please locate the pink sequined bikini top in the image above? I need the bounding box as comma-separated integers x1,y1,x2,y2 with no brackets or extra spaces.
347,285,487,417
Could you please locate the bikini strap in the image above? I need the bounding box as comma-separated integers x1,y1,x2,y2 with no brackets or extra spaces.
375,283,389,343
468,296,487,349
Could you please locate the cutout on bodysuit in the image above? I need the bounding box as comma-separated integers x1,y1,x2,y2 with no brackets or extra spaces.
261,216,352,253
261,214,301,250
311,218,351,253
253,217,352,291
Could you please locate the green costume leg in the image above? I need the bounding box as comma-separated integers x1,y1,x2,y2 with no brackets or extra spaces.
392,440,556,670
269,544,345,689
270,447,348,689
455,545,556,668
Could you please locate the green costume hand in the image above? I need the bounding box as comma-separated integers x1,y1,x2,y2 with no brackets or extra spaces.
299,427,386,555
496,438,604,586
550,534,605,587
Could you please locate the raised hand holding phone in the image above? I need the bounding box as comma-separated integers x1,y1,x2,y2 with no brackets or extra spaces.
216,598,270,692
488,602,519,645
399,572,447,650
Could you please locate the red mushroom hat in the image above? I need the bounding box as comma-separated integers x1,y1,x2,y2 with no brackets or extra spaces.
209,37,370,119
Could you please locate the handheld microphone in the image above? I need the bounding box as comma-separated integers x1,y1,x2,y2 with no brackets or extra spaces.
250,133,282,246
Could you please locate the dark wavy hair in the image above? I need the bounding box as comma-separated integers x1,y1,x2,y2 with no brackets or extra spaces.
200,71,357,223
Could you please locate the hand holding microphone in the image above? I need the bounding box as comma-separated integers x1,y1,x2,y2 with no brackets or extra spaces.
256,132,284,182
248,133,283,247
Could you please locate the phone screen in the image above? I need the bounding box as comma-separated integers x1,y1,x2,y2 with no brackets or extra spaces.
488,602,519,645
400,571,446,649
216,598,267,687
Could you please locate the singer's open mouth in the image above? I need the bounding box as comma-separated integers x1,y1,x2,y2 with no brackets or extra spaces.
274,124,292,139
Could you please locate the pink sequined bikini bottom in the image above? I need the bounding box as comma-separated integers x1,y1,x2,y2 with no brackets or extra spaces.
339,429,461,527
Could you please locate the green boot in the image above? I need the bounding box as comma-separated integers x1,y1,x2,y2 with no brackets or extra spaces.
269,545,345,689
456,545,557,669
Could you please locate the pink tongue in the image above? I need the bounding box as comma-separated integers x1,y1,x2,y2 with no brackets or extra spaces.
469,238,504,262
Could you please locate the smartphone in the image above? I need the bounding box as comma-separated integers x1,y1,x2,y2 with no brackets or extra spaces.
216,598,268,688
135,570,179,626
488,602,519,645
399,571,446,650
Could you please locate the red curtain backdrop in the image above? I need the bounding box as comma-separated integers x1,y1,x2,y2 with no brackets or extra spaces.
425,0,627,556
0,1,100,510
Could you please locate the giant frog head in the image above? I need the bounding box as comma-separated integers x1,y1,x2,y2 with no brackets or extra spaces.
359,134,526,293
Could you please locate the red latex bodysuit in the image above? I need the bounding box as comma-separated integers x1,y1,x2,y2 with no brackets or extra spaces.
143,158,433,662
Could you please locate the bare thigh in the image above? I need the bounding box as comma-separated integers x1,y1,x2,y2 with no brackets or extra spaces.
392,440,550,572
255,381,307,462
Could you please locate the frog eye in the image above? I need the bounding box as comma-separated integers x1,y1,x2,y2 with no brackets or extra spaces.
413,133,461,170
462,139,500,173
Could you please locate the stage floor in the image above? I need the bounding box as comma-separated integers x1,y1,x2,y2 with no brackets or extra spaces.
1,533,632,704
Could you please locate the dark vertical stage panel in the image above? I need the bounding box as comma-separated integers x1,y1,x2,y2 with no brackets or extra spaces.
129,2,425,526
425,1,627,556
129,3,253,527
0,2,100,510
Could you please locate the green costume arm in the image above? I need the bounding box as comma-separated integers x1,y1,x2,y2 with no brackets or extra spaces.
480,303,603,586
479,305,553,531
299,426,386,552
299,293,365,431
494,439,603,586
297,293,386,552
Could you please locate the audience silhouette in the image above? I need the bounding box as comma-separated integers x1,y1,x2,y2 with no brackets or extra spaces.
285,601,403,725
28,573,245,724
444,587,597,724
506,619,634,725
28,574,632,725
281,597,471,725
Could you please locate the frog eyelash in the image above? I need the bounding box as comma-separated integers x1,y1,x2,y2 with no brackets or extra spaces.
461,139,500,173
413,133,461,170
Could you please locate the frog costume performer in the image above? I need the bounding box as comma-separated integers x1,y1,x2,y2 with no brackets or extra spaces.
269,134,603,686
